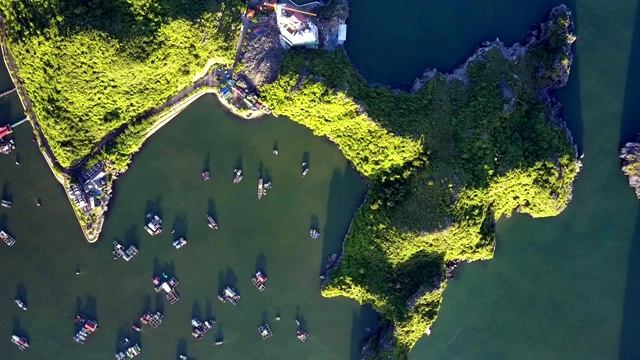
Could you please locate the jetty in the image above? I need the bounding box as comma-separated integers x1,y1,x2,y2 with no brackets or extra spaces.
251,271,267,292
112,241,139,261
74,313,98,344
218,286,240,305
144,213,163,236
115,337,141,359
140,311,164,328
191,318,215,339
153,276,180,304
259,324,273,339
1,230,15,246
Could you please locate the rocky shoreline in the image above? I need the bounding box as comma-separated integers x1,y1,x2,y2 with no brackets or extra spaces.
620,136,640,199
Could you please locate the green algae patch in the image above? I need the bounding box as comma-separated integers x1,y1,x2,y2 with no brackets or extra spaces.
261,5,579,358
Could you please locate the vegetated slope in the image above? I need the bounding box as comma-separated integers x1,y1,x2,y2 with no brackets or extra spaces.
1,0,244,167
260,7,578,359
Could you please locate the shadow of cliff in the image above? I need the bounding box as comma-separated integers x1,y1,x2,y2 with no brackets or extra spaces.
619,1,640,147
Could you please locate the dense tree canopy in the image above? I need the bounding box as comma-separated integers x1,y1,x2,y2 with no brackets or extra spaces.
260,8,578,357
1,0,244,166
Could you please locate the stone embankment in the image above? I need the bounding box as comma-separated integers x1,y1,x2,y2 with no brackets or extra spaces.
620,137,640,199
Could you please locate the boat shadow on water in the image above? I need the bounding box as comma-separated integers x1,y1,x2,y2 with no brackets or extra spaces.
123,225,140,249
255,253,267,274
2,181,11,202
115,325,142,353
75,295,98,323
217,268,238,293
152,258,176,279
12,317,29,339
144,197,163,222
16,282,27,304
171,214,188,239
139,294,164,318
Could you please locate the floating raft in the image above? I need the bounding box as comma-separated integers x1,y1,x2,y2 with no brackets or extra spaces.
259,324,273,339
140,311,164,328
1,230,15,246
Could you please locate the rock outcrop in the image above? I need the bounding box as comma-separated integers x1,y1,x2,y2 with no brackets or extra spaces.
620,137,640,199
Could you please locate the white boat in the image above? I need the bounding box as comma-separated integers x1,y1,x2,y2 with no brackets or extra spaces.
11,335,29,351
172,238,187,249
207,215,218,230
1,230,15,246
1,200,12,208
258,177,264,200
14,299,27,311
144,213,163,236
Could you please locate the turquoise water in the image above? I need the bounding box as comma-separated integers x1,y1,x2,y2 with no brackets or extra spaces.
344,0,640,357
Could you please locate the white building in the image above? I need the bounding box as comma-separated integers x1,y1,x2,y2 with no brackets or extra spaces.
275,4,319,48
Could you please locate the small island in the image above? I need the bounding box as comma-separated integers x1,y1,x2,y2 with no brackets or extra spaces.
620,136,640,198
0,0,580,358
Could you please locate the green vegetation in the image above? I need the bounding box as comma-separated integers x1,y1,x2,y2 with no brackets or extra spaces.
1,0,245,167
260,8,578,358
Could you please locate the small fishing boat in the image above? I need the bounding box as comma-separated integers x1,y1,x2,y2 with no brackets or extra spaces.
207,215,218,230
172,237,187,249
302,168,309,177
296,329,308,342
11,335,29,351
132,325,141,332
14,299,27,311
251,271,267,291
1,200,12,208
202,171,210,181
258,176,264,200
214,340,224,346
233,169,243,184
309,229,320,239
326,253,337,269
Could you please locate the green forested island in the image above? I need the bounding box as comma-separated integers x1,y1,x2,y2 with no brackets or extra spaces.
0,0,579,358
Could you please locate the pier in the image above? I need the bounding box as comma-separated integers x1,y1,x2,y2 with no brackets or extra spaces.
0,87,16,99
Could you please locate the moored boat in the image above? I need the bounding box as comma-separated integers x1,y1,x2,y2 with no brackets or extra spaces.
233,169,243,184
258,176,264,200
14,298,27,311
207,215,218,230
202,171,210,181
11,335,29,351
172,238,187,249
1,230,16,246
219,286,240,305
144,213,163,236
1,200,12,208
259,324,273,339
326,253,337,269
309,229,320,239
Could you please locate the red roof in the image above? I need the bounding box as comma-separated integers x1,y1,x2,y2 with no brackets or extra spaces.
246,9,255,18
292,12,306,23
0,125,12,139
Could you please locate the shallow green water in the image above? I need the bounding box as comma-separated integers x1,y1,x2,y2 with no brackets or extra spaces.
343,0,640,358
0,95,379,359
